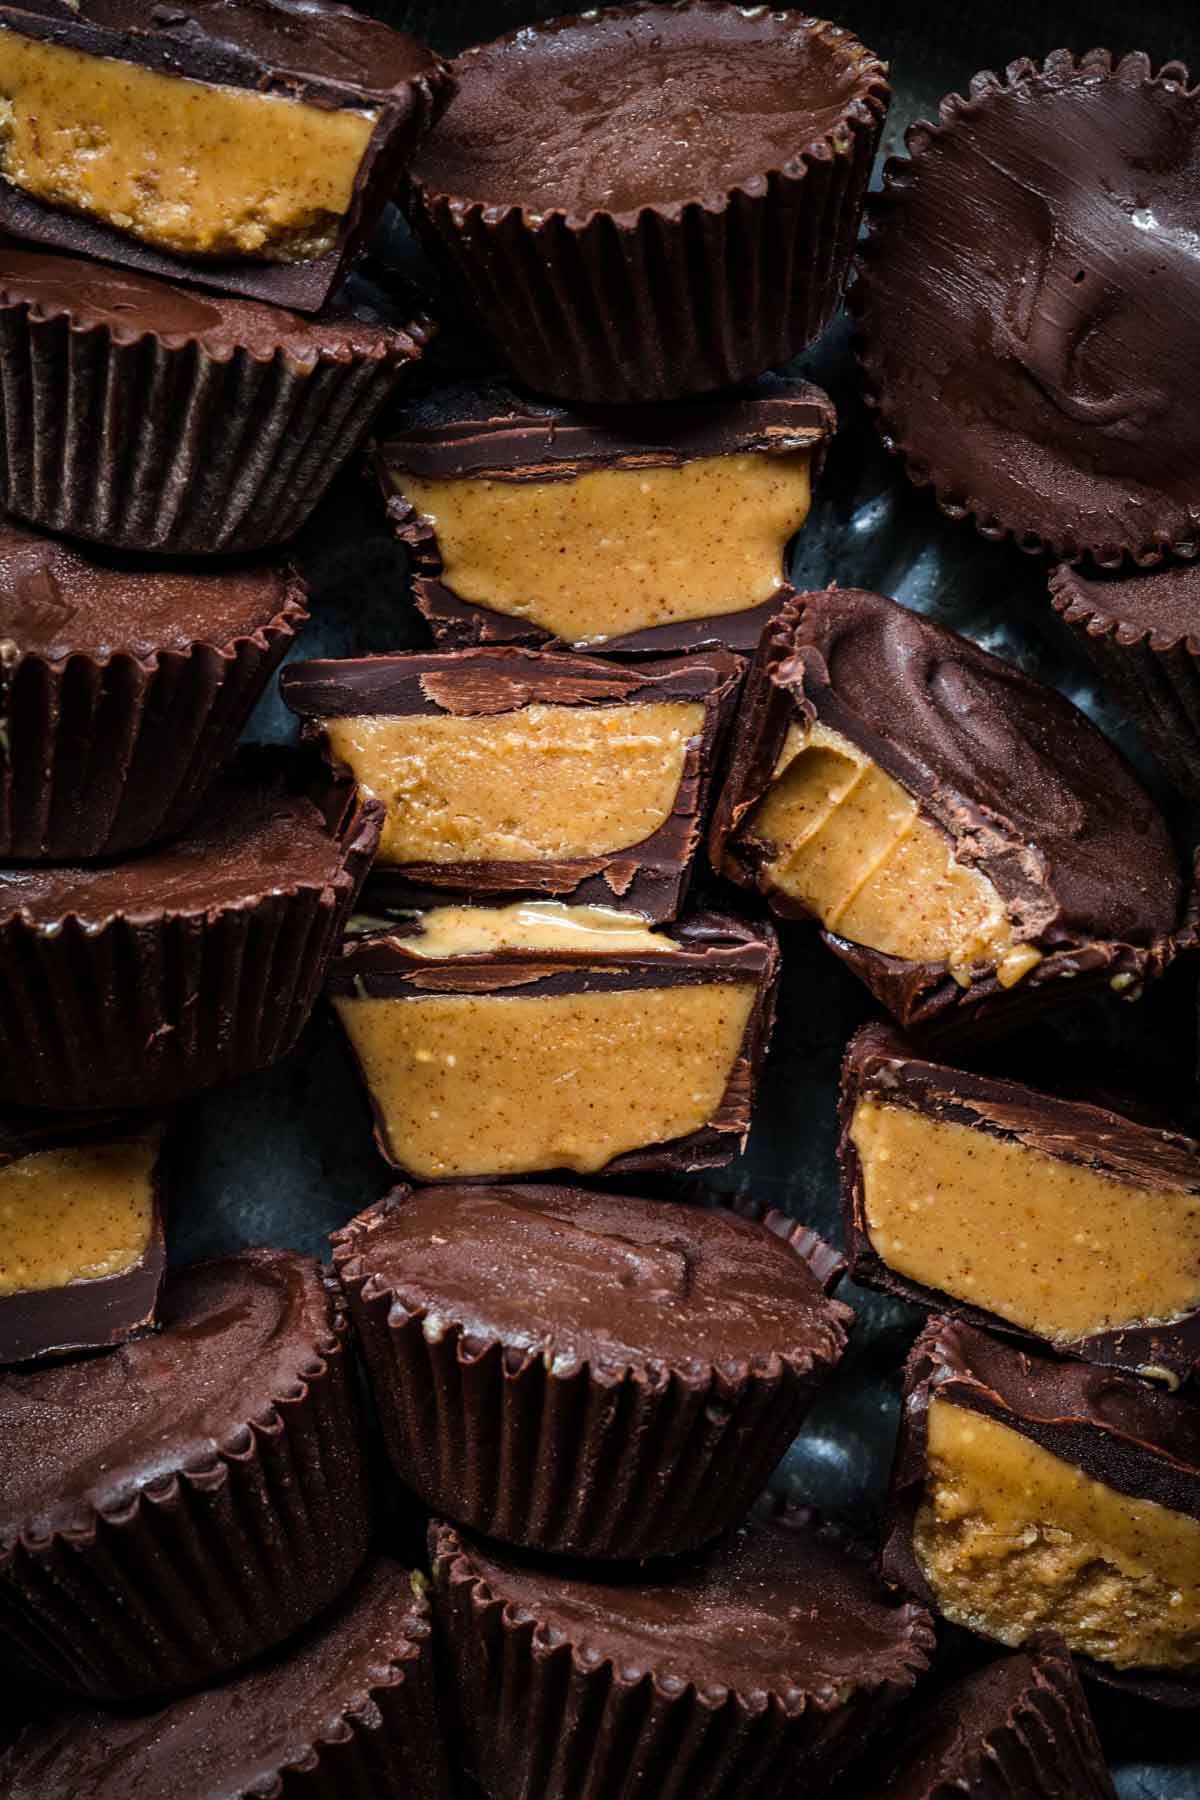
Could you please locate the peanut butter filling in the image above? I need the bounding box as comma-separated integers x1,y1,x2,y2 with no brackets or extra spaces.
387,901,677,957
914,1399,1200,1672
334,982,754,1177
0,1138,157,1296
752,722,1040,987
396,452,811,644
325,700,704,865
0,33,376,261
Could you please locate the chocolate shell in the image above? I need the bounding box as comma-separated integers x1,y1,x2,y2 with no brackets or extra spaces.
0,247,428,554
0,519,309,860
0,1249,372,1701
332,1185,851,1560
852,50,1200,565
0,0,451,313
709,587,1192,1041
403,3,887,403
883,1318,1200,1708
372,374,836,655
430,1508,935,1800
0,748,383,1111
282,646,742,919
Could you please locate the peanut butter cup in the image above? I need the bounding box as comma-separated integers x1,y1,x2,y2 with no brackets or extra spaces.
0,246,428,554
0,750,382,1110
431,1509,935,1799
404,3,888,403
333,1185,851,1560
0,1249,371,1700
853,50,1200,565
0,518,308,860
709,588,1192,1041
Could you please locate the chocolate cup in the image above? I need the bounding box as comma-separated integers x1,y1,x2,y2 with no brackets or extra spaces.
332,1194,852,1561
0,276,428,556
0,751,384,1112
402,5,888,404
1,571,309,863
0,1256,372,1702
1050,562,1200,805
883,1317,1200,1709
839,1022,1200,1387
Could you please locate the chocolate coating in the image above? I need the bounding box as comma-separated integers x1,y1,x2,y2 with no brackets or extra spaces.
710,588,1189,1037
1052,562,1200,648
854,50,1200,564
0,1559,449,1800
411,4,884,219
0,1249,337,1542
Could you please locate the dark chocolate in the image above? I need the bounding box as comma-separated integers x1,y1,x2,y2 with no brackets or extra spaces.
852,50,1200,566
710,587,1191,1039
329,910,779,1178
0,1113,166,1367
375,375,835,655
282,646,743,919
0,0,451,313
884,1317,1200,1708
843,1634,1116,1798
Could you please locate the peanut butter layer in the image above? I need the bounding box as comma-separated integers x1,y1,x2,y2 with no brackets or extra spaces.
0,1139,157,1295
387,901,676,958
396,452,811,645
753,722,1040,987
0,32,376,261
325,700,703,865
914,1399,1200,1672
852,1099,1200,1343
334,983,754,1178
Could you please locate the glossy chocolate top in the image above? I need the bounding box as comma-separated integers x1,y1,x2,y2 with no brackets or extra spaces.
411,3,887,218
0,519,303,660
333,1186,850,1375
6,0,443,99
0,1560,432,1798
1051,561,1200,649
851,1636,1116,1799
0,1250,339,1542
0,247,414,359
856,51,1200,562
772,587,1182,945
435,1509,933,1704
0,761,346,927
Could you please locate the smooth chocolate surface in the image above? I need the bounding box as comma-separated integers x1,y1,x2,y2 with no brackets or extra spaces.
841,1022,1200,1385
410,4,884,219
0,1558,447,1800
331,1184,850,1374
0,1248,338,1542
0,517,299,659
854,50,1200,564
1051,561,1200,645
711,587,1187,1035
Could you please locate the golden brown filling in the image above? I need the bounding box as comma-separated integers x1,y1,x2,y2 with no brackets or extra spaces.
914,1400,1200,1672
0,33,376,261
0,1139,157,1295
389,901,676,957
752,723,1040,987
325,701,704,866
852,1101,1200,1345
396,452,811,644
334,983,754,1177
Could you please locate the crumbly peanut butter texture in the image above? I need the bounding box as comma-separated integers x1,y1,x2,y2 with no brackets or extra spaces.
326,700,704,865
853,1099,1200,1342
914,1399,1200,1672
335,982,754,1178
397,452,811,644
0,32,376,261
752,722,1040,987
0,1139,156,1295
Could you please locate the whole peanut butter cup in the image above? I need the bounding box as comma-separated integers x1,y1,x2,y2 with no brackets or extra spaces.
0,1249,371,1701
0,518,308,861
404,2,888,403
332,1184,851,1560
